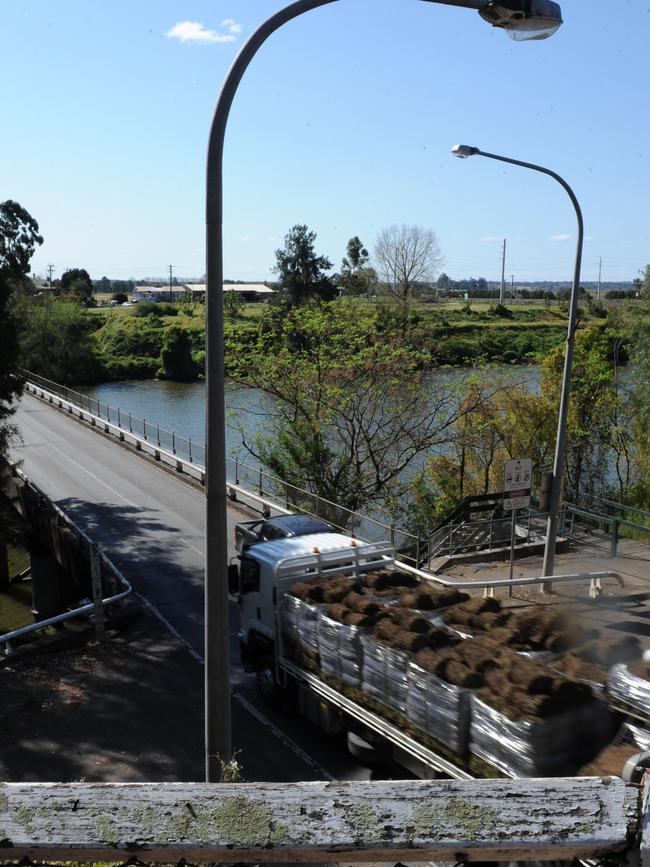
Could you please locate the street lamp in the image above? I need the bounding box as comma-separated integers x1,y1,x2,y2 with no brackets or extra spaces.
451,144,583,588
204,0,564,782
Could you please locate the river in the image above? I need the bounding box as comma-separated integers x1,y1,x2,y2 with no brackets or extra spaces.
78,366,540,469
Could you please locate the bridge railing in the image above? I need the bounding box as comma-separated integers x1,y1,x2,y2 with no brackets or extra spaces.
0,776,644,863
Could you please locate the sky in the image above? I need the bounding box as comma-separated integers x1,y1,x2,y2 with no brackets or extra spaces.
3,1,649,285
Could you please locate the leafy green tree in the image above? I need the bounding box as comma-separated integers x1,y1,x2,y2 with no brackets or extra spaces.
229,301,482,522
340,236,376,296
60,267,93,303
273,225,336,305
13,295,101,385
158,324,196,381
0,201,43,576
224,289,245,318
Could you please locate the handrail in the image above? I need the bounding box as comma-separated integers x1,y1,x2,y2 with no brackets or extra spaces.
1,465,133,652
567,486,650,522
567,502,650,536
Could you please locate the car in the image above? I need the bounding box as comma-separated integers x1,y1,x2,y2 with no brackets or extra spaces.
235,514,337,552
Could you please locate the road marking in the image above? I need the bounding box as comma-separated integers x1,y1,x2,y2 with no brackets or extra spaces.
179,538,204,557
134,592,204,663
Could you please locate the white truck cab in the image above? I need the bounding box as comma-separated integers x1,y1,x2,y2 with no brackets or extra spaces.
232,532,393,676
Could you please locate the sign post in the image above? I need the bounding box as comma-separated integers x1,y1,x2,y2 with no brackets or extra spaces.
503,458,533,597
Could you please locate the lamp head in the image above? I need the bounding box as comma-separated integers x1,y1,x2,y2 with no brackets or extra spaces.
479,1,562,40
451,144,479,159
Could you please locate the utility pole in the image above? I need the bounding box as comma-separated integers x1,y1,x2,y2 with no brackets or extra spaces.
500,239,507,305
169,265,173,302
511,274,514,300
47,264,55,290
597,257,603,300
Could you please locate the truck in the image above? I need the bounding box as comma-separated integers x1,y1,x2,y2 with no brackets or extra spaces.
234,514,336,553
230,530,650,782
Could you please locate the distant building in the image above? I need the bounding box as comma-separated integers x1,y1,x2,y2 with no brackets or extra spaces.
184,283,276,302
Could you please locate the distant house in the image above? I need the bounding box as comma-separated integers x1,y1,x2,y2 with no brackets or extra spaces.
184,283,276,302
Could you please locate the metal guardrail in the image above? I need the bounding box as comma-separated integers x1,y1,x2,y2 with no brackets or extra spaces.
428,508,565,561
567,486,650,523
1,466,133,654
565,502,650,557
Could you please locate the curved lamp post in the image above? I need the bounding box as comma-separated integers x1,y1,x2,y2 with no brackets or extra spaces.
204,1,564,781
451,144,583,591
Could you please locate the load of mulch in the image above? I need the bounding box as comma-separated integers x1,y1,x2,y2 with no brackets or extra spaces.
441,596,510,634
410,634,595,721
578,743,640,777
290,575,361,604
399,585,470,611
360,570,419,596
442,599,606,655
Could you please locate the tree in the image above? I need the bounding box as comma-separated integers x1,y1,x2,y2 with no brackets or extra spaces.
13,295,101,385
229,302,486,523
340,236,376,296
0,201,43,576
374,224,442,306
0,200,43,440
60,268,93,303
158,324,196,381
273,224,336,305
224,289,245,318
639,265,650,300
342,236,368,271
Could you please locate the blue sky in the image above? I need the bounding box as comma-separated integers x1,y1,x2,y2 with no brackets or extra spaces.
3,1,648,284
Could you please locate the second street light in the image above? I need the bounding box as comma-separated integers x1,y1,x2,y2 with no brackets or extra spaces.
203,0,565,782
451,143,583,587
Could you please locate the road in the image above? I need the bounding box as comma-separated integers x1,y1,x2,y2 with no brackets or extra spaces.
10,391,373,783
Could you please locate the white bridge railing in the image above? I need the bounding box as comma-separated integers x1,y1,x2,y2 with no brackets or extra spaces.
0,776,644,863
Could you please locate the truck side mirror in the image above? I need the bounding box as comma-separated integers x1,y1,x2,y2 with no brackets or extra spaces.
228,563,240,596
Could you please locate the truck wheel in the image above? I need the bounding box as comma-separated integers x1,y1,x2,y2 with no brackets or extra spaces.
255,658,289,709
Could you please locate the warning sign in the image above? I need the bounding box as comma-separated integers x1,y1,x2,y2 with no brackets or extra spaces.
503,458,532,511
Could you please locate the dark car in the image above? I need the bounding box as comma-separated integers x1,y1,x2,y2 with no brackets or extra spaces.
235,514,336,552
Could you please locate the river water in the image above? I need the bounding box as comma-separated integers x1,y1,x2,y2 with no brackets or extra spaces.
79,366,540,468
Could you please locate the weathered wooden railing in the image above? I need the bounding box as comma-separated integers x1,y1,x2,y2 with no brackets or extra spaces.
0,777,644,863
